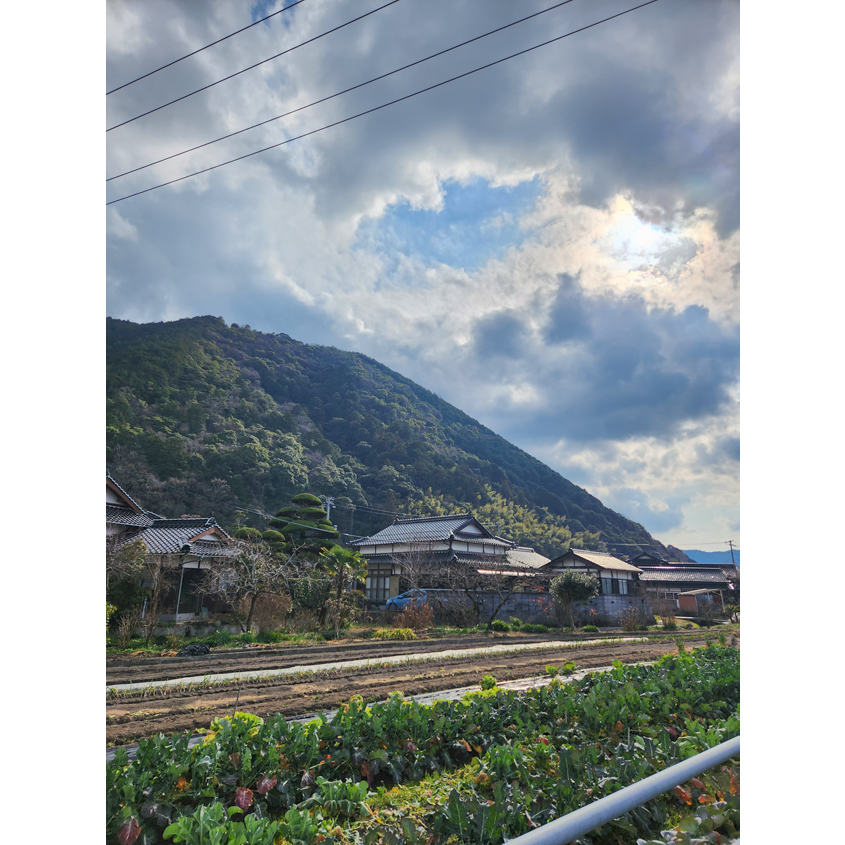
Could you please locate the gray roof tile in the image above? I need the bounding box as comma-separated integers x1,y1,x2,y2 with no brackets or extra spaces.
639,568,730,586
106,505,154,528
351,514,505,546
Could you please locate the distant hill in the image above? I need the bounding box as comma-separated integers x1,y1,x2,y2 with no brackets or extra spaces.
683,550,740,566
106,315,674,559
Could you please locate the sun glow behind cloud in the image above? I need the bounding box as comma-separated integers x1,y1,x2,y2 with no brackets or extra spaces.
106,0,740,547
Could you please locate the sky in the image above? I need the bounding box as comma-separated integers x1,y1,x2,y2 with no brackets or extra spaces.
105,0,741,551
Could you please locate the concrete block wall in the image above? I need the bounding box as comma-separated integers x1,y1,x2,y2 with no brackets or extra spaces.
576,593,653,623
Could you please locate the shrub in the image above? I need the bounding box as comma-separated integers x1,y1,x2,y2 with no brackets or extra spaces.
724,604,740,623
114,608,141,649
653,599,678,628
251,593,291,634
373,628,416,640
508,617,523,630
106,602,117,633
480,675,497,690
287,608,322,633
490,620,510,632
662,621,678,631
395,602,434,632
257,630,283,643
550,570,600,629
619,607,648,632
581,624,599,633
520,623,551,634
204,630,233,647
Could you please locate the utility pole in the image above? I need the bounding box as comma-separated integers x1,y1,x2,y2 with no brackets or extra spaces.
727,540,736,566
323,496,336,531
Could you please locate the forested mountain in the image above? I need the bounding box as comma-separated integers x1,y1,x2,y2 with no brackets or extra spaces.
106,316,674,559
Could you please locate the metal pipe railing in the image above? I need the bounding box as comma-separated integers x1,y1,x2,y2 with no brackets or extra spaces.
506,736,740,845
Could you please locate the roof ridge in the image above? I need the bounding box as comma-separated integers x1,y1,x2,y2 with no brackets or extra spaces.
106,472,146,515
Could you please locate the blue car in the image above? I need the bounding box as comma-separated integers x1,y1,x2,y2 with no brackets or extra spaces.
385,589,428,611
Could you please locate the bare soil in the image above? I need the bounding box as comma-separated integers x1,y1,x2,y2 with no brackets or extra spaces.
106,633,722,747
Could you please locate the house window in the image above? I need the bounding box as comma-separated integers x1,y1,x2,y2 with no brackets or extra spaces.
618,579,628,595
366,576,390,603
601,577,620,595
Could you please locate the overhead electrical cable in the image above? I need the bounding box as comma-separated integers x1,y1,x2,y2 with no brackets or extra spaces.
106,0,404,132
107,0,579,182
106,0,661,205
106,0,309,95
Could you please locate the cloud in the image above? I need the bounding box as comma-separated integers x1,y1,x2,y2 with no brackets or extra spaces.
601,488,687,534
106,0,740,545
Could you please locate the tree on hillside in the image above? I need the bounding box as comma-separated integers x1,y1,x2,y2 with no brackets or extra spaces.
267,493,339,559
550,570,600,629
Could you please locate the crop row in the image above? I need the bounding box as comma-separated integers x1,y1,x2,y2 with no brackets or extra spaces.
107,647,740,845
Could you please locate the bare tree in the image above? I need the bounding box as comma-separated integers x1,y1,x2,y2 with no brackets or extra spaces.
389,546,434,593
200,541,311,633
138,554,179,644
429,557,535,630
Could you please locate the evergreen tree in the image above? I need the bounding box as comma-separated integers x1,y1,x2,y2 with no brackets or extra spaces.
267,492,339,559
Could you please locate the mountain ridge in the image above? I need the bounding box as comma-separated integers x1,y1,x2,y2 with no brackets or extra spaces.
106,315,680,560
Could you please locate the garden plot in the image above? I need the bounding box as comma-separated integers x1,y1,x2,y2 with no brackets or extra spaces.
106,635,716,748
107,647,740,845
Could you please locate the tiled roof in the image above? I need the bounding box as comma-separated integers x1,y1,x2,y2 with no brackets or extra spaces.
149,518,218,530
106,505,154,528
351,513,505,546
106,472,146,514
452,552,510,565
137,518,233,556
187,538,239,557
549,549,643,573
139,528,231,556
638,568,730,586
361,549,509,565
506,546,551,569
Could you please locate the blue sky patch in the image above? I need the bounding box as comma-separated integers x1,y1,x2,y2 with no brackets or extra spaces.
358,177,541,274
250,0,298,26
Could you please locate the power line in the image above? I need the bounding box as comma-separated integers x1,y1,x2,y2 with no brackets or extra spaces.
106,0,404,132
106,0,661,205
107,0,580,183
106,0,309,95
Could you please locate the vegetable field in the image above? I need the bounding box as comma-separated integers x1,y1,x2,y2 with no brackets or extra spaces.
107,633,724,747
108,646,739,845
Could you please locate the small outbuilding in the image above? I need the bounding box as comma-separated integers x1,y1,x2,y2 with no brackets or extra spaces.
677,588,724,614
